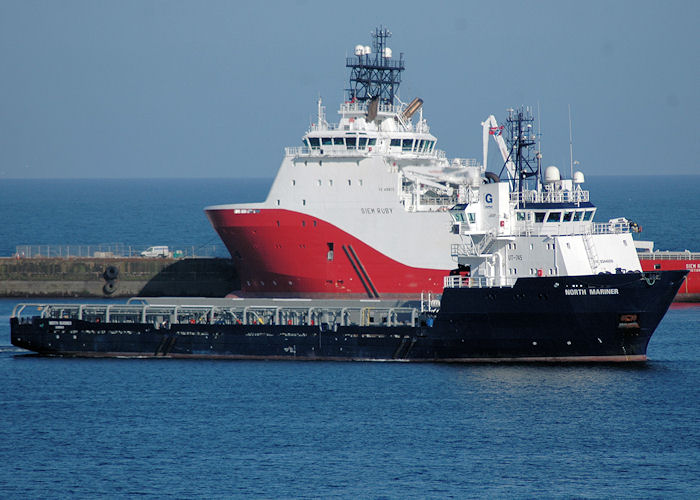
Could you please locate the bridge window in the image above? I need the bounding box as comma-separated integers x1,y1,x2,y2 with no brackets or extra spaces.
390,139,401,147
333,137,344,146
368,138,377,146
573,211,583,221
468,213,476,224
358,137,368,148
346,137,357,149
416,139,424,151
402,139,413,151
583,210,594,221
563,211,573,222
309,137,320,149
535,212,546,223
547,212,561,222
322,138,332,146
516,211,526,221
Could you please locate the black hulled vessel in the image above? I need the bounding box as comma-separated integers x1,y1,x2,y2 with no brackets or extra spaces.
10,107,687,362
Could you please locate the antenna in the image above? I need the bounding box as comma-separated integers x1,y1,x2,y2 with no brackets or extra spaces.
537,101,542,154
346,26,405,104
537,101,542,190
568,104,574,180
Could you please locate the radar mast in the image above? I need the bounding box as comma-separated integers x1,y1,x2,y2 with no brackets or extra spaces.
502,107,540,198
346,26,405,105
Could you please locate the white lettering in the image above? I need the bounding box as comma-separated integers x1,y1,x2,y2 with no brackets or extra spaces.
565,288,620,296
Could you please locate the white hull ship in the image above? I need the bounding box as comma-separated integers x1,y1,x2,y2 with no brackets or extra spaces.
205,27,672,299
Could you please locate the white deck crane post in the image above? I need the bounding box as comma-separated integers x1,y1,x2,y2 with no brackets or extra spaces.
481,115,515,181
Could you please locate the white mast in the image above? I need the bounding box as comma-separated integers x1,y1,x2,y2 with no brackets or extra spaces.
568,104,574,180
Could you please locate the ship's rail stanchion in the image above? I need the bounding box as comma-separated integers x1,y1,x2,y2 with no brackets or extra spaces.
443,275,516,289
510,189,590,205
12,301,423,329
421,291,440,313
641,250,700,261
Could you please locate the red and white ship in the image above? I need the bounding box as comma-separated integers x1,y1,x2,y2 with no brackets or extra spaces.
206,27,698,300
206,27,470,297
636,241,700,302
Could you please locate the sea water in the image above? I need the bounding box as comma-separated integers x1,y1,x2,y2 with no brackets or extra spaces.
0,176,698,498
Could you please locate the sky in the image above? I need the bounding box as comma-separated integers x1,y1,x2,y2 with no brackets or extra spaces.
0,0,698,178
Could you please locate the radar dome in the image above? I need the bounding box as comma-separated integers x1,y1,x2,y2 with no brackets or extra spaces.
544,166,561,183
364,45,371,55
383,47,392,58
354,45,364,56
573,171,585,184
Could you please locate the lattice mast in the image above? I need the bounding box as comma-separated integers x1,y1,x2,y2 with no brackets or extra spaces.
346,26,405,104
503,107,541,197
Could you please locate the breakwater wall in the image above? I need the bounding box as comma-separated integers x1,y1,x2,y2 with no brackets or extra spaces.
0,257,239,298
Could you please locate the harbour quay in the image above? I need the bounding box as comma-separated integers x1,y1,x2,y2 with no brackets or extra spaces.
0,257,238,298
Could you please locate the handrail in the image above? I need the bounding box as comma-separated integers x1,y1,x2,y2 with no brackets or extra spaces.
510,189,590,204
638,250,700,260
443,275,516,289
12,302,423,328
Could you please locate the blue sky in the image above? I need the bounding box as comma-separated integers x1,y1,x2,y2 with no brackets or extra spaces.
1,0,697,178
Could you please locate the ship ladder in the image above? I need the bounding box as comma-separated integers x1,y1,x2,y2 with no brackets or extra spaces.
582,234,599,272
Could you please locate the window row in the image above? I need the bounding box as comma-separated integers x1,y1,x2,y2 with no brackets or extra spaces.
389,138,435,153
516,209,595,223
305,136,436,153
307,137,377,150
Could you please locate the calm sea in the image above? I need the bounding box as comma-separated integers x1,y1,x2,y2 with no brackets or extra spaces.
0,176,699,498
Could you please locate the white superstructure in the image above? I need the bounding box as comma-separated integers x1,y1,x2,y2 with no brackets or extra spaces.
206,28,641,298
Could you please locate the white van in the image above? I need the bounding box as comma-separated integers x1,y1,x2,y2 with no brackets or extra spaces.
140,246,170,258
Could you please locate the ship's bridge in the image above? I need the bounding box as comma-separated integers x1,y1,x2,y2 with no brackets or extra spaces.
289,97,442,160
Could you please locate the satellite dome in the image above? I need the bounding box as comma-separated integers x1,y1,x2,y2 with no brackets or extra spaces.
573,171,585,184
383,47,392,58
354,45,364,56
544,166,561,183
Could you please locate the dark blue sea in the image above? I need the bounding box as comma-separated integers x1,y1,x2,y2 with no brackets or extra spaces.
1,176,699,498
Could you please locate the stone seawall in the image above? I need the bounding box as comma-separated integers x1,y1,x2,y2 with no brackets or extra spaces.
0,257,239,298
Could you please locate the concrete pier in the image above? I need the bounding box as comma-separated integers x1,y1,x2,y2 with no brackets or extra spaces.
0,257,238,298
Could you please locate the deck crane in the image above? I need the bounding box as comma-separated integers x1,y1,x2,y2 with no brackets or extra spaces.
481,115,515,181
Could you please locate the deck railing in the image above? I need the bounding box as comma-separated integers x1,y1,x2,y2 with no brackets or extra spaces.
510,189,590,204
637,250,700,260
13,244,224,259
443,275,516,289
12,303,420,328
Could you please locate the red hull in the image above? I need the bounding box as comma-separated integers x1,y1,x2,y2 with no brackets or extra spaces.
639,257,700,301
207,208,699,302
206,208,447,297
